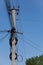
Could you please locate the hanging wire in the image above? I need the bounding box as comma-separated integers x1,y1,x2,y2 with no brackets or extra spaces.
24,37,41,49
21,33,26,58
16,33,24,62
4,0,12,27
16,18,43,22
16,43,23,62
0,33,10,41
23,35,42,50
18,36,43,53
16,37,23,62
17,54,23,62
16,0,20,7
17,18,43,53
12,0,14,8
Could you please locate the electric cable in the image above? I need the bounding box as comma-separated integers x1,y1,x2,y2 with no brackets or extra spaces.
16,35,24,62
23,35,43,51
18,37,43,53
0,30,10,33
4,0,12,27
16,41,23,62
16,18,43,22
16,0,20,7
23,39,43,52
0,33,9,41
17,54,23,62
12,0,14,8
24,37,41,50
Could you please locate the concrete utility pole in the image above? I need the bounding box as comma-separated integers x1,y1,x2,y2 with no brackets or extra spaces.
9,8,18,65
0,0,23,64
4,0,20,65
0,0,23,65
9,7,22,65
8,7,22,65
11,9,16,65
9,7,18,65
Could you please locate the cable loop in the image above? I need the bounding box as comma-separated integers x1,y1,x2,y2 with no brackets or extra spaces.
17,54,23,62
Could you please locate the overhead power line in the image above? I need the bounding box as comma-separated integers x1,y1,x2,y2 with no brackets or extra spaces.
0,33,9,41
18,37,43,53
23,39,43,52
26,38,41,49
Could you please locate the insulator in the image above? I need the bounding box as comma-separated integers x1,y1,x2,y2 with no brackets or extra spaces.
15,37,18,45
9,52,12,61
11,27,16,34
9,37,12,48
9,37,18,47
9,52,17,61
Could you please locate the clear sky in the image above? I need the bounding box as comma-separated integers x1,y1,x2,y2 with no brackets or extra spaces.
0,0,43,65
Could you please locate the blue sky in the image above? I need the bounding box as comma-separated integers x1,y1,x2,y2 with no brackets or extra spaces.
0,0,43,65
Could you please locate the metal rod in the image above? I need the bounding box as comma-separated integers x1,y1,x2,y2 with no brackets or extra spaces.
0,30,10,32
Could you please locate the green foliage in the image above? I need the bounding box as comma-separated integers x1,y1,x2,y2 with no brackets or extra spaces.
26,55,43,65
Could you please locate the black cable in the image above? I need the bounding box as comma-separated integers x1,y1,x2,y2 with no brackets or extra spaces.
0,33,9,41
